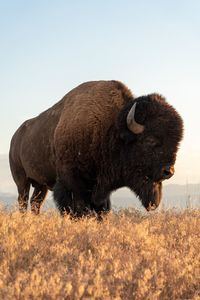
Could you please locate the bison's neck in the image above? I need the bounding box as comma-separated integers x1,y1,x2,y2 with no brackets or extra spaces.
95,125,126,191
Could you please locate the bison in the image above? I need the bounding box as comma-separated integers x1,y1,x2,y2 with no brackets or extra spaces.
9,80,183,216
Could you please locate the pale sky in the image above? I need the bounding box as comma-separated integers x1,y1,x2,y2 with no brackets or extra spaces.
1,1,200,184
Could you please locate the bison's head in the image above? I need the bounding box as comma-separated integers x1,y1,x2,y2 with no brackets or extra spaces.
118,94,183,211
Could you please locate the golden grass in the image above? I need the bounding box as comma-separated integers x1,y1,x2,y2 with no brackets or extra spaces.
0,208,199,300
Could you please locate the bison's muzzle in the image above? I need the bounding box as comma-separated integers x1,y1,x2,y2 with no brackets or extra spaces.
142,165,174,211
146,182,162,211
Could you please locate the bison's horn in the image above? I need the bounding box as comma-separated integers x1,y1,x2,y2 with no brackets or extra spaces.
127,102,144,134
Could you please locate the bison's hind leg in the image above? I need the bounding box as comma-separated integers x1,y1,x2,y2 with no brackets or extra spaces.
30,182,48,215
12,171,30,213
17,181,30,213
9,157,30,213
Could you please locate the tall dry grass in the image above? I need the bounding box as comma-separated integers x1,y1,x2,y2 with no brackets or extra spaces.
0,207,199,299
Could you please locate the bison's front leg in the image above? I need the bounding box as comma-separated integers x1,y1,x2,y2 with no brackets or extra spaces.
53,180,75,216
91,187,112,216
53,178,90,217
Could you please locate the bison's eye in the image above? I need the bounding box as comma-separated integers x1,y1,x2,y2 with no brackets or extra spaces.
145,136,161,147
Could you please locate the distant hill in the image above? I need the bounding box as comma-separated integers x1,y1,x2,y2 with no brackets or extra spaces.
0,154,199,210
0,192,16,208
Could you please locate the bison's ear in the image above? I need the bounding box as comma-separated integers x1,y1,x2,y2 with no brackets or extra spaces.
119,130,138,143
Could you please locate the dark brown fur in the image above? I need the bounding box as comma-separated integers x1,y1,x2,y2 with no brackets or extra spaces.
9,81,183,215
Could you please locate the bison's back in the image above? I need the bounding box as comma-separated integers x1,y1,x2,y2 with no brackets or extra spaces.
54,80,132,170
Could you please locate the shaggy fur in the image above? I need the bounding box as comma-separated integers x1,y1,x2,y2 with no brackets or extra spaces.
9,80,183,215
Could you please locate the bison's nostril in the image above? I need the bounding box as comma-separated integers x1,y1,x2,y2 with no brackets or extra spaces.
163,170,171,176
162,165,175,179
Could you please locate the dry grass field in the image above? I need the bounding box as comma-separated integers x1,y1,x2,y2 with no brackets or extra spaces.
0,207,199,300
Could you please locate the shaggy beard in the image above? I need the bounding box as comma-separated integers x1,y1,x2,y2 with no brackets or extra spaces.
132,179,162,211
